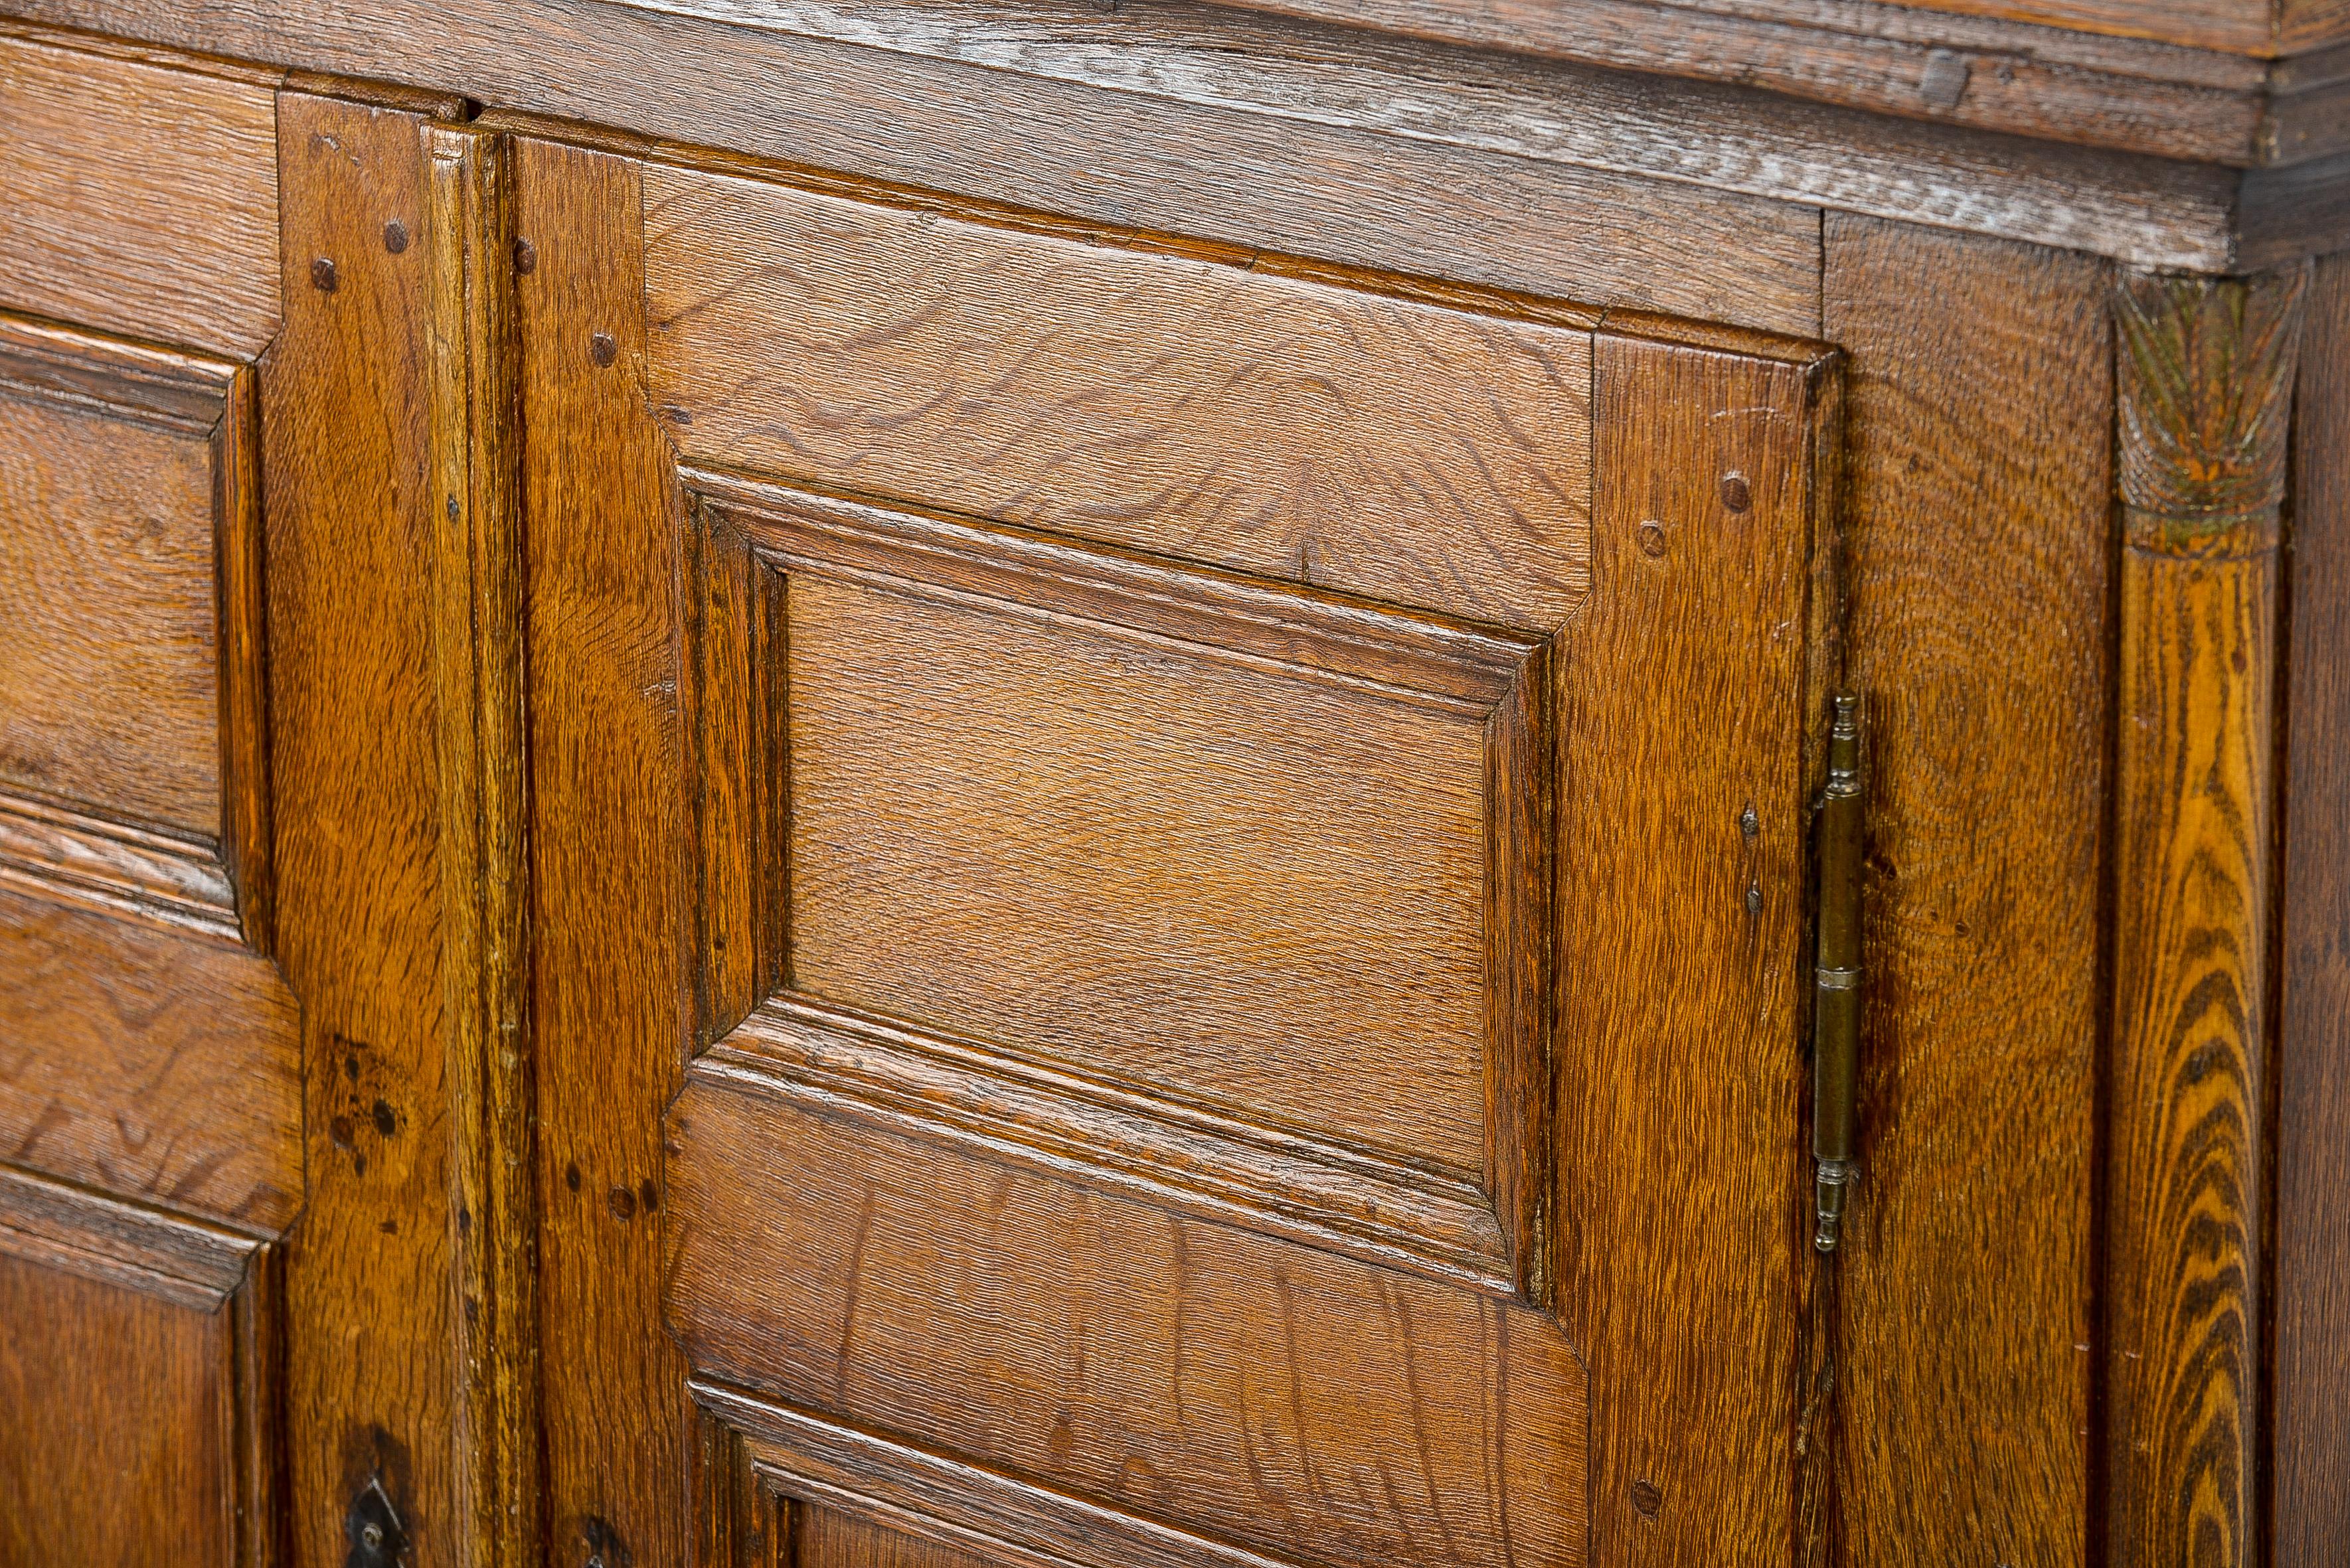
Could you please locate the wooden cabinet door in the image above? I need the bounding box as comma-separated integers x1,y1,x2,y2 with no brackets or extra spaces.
518,137,1845,1568
0,35,292,1562
1,43,524,1565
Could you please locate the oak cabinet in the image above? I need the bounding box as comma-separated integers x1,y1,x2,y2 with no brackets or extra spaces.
0,5,2344,1566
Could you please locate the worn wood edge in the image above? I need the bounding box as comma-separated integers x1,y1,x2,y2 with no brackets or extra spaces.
0,788,240,935
693,1379,1317,1568
0,11,282,84
422,121,541,1568
1207,0,2350,164
2105,261,2308,1568
697,1001,1517,1298
0,1158,267,1304
282,66,471,119
689,467,1551,702
5,0,2318,274
575,0,2310,268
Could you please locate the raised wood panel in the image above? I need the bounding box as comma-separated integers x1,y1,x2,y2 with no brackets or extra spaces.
668,1085,1589,1568
0,29,282,358
688,474,1552,1297
0,1162,278,1567
643,161,1594,629
0,315,262,852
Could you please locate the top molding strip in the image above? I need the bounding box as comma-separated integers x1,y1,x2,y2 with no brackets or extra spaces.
1207,0,2350,165
5,1,2345,272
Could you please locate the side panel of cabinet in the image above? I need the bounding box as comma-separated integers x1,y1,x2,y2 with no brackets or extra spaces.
2276,251,2350,1565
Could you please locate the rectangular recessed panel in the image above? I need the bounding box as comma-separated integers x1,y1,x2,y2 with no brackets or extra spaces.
645,163,1592,629
0,388,222,838
0,1247,236,1565
786,573,1489,1173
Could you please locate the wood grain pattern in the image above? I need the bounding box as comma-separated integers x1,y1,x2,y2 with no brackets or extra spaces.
423,121,541,1568
2106,264,2307,1568
2274,250,2350,1568
515,136,695,1568
1822,216,2112,1567
785,572,1489,1173
792,1500,1006,1568
0,1162,279,1567
15,0,2329,274
646,163,1594,629
0,886,299,1228
267,88,456,1568
1201,0,2338,161
0,27,282,357
667,1083,1589,1568
1556,329,1838,1563
687,472,1552,1295
0,328,229,839
703,1382,1332,1568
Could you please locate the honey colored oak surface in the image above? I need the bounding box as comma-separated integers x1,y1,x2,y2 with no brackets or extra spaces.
669,1086,1589,1568
517,136,697,1568
266,89,460,1568
0,1245,240,1565
0,889,299,1228
0,29,281,358
0,366,224,838
1825,215,2111,1567
642,161,1594,629
786,571,1493,1172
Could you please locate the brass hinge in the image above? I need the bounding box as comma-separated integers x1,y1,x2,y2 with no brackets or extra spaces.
1812,694,1865,1253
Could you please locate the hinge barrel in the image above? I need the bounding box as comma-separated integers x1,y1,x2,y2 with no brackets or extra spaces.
1813,693,1865,1252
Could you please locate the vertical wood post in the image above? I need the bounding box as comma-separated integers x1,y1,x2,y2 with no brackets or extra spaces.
425,120,541,1568
2107,264,2308,1568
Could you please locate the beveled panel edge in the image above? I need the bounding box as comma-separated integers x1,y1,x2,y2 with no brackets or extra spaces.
693,1378,1313,1568
0,1158,262,1306
688,468,1551,702
0,1158,284,1568
683,470,1556,1300
697,998,1517,1298
0,789,240,941
0,310,276,954
0,310,239,430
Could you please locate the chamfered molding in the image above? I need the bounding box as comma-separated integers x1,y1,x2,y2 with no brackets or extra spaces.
682,469,1557,1304
0,311,274,953
2106,262,2309,1568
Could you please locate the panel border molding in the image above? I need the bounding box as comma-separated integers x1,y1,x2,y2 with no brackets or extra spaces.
692,1377,1313,1568
0,1159,282,1566
0,310,275,954
682,468,1556,1302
